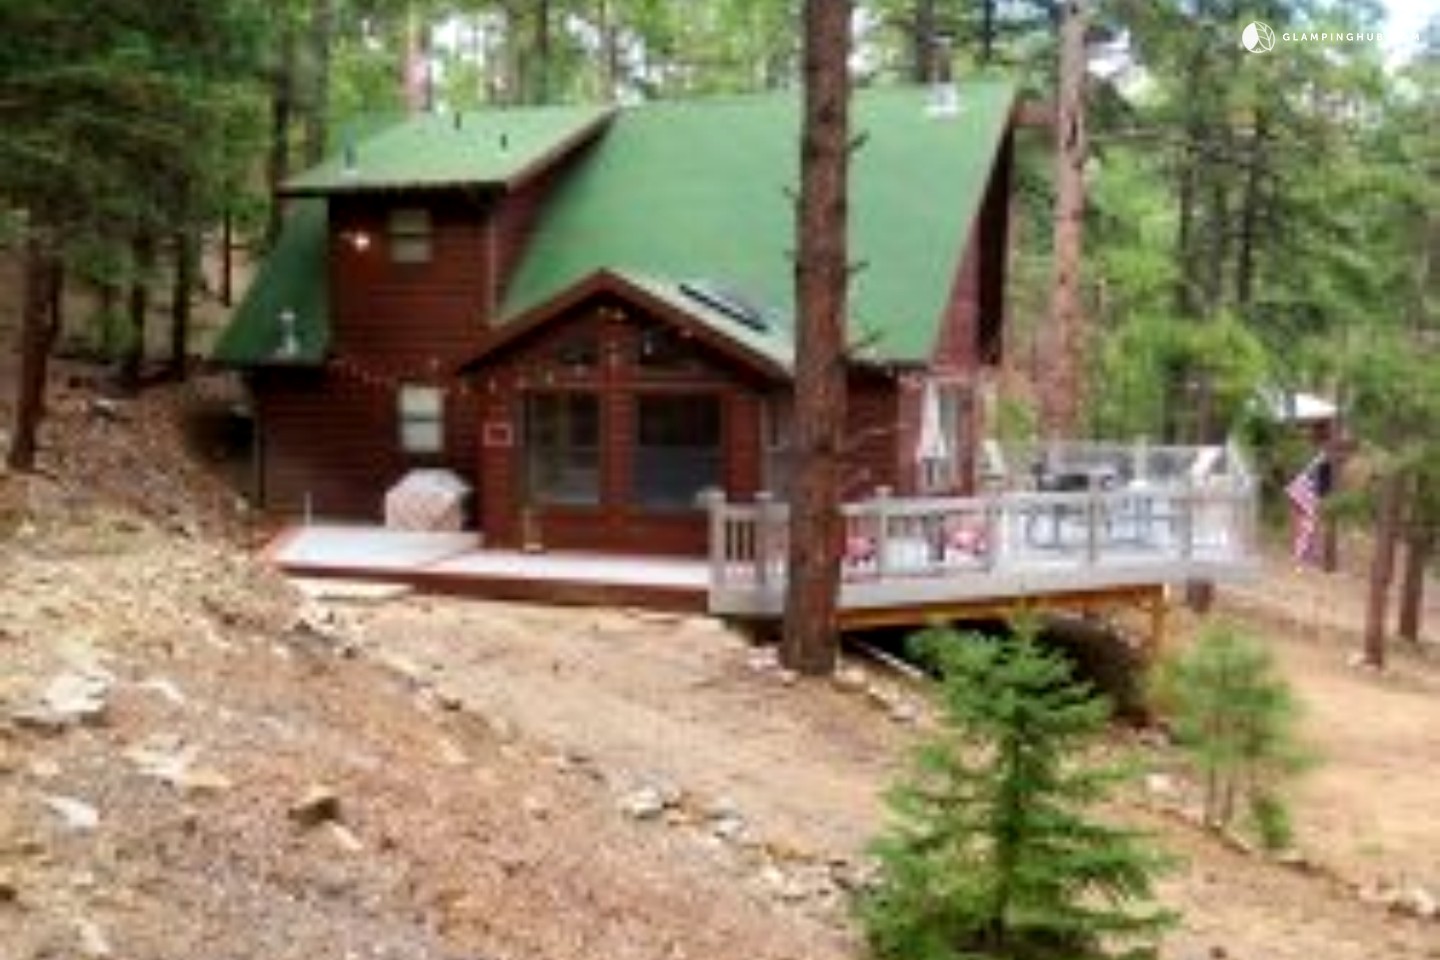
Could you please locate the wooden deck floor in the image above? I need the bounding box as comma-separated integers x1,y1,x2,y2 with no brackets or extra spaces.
269,525,710,612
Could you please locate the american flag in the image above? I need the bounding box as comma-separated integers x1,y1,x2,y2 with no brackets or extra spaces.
1285,455,1325,565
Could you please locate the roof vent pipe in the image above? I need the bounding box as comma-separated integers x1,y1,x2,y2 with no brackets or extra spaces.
342,142,359,176
277,308,300,358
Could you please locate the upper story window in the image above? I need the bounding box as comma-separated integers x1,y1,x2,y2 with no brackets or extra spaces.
634,320,702,374
388,208,432,264
552,329,600,370
398,384,444,454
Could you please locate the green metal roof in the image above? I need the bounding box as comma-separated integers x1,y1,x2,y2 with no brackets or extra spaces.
503,81,1016,363
283,105,613,195
215,81,1016,368
212,199,329,366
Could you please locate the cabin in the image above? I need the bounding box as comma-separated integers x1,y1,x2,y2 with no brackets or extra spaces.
217,82,1015,550
219,80,1260,638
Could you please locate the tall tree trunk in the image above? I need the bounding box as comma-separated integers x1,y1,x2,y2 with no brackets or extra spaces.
118,234,154,394
1363,471,1404,668
7,231,62,471
1235,113,1267,310
168,229,197,380
1040,0,1088,438
1398,503,1431,643
266,24,297,248
402,5,432,113
782,0,853,677
303,0,336,165
979,0,996,64
910,0,937,84
220,209,234,307
531,0,552,104
595,0,620,101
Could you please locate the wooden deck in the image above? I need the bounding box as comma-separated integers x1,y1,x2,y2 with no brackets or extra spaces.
269,526,711,612
268,443,1261,639
706,442,1260,634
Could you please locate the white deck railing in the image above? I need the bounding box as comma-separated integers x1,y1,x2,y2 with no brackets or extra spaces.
703,444,1260,617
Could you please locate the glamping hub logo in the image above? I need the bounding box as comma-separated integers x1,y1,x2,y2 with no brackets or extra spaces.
1241,21,1276,52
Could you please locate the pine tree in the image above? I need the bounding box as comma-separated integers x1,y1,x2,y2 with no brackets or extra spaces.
1152,621,1309,847
862,622,1175,960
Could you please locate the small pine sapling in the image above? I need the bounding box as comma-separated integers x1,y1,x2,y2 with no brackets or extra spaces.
1152,621,1310,849
861,620,1175,960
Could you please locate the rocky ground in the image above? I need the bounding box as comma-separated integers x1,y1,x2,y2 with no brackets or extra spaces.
0,367,1438,960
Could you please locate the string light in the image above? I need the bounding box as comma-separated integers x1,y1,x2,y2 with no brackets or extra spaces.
326,353,477,398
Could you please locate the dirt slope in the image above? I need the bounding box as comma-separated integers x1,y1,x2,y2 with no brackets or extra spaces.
0,374,1436,960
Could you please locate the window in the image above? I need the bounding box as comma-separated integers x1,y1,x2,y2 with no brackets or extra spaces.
552,330,600,370
525,393,601,505
399,385,444,454
388,208,432,263
633,395,722,510
635,321,701,373
918,380,966,493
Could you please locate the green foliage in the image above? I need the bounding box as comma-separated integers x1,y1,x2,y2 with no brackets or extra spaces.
0,0,268,268
1152,622,1310,847
861,621,1175,960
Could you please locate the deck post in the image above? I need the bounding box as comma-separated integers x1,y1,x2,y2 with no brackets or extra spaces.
1085,480,1101,565
702,488,726,593
872,485,892,580
754,490,776,594
1146,586,1169,662
983,488,1001,571
1178,480,1195,560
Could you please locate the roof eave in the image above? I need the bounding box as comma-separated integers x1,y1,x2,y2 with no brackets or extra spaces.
458,269,791,381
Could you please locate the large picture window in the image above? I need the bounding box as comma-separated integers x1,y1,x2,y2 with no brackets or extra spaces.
633,395,721,510
525,393,600,505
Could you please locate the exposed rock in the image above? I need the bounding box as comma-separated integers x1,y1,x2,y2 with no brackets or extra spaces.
135,677,187,707
887,700,920,725
75,915,113,957
1144,772,1179,800
123,737,232,793
289,785,343,828
434,736,470,767
1398,885,1437,920
711,814,748,842
44,794,100,831
832,666,867,693
745,649,779,673
618,782,683,821
327,822,365,854
17,670,114,728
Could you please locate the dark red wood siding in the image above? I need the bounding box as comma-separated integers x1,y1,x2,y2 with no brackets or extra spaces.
251,368,480,518
328,193,494,372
